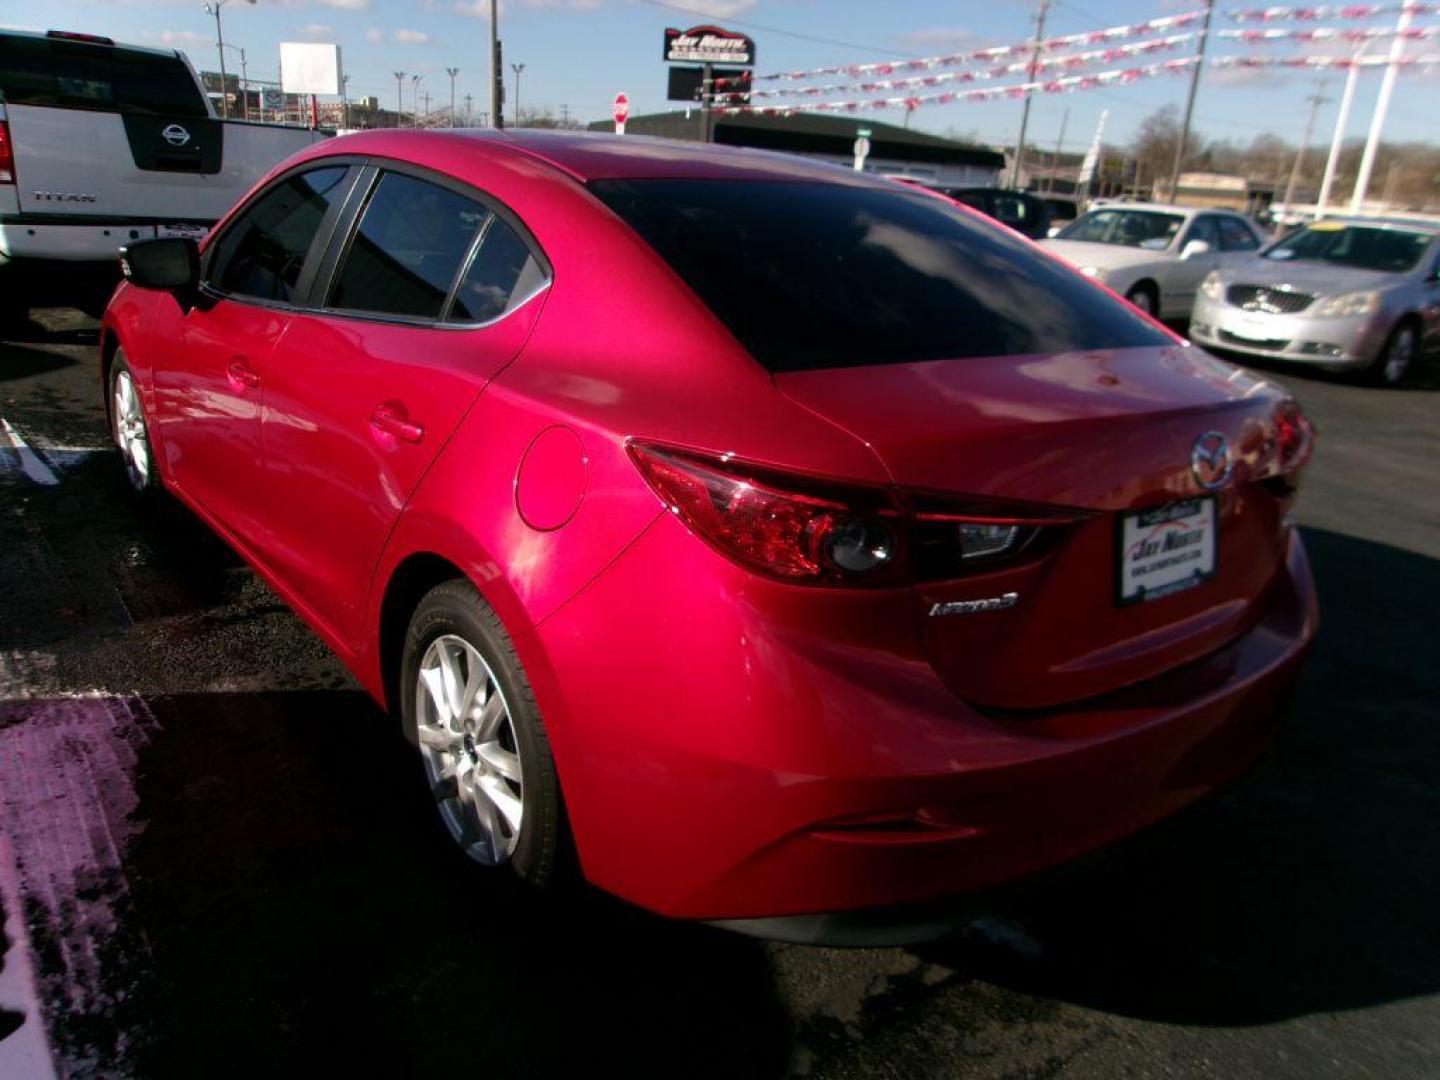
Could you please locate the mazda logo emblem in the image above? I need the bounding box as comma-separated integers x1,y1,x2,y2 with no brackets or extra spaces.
1190,431,1233,491
162,124,191,147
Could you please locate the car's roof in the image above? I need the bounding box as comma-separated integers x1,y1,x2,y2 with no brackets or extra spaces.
1081,201,1235,217
324,128,884,186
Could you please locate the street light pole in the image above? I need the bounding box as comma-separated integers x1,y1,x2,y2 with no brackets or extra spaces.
489,0,503,130
446,67,460,127
511,62,524,127
202,0,253,120
394,71,405,127
1351,4,1413,211
411,73,423,128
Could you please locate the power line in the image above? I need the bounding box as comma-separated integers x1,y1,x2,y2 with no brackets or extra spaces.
635,0,920,58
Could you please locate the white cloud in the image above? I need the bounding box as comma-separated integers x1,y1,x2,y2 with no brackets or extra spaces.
296,23,334,39
138,29,210,49
365,26,384,42
652,0,753,15
394,28,431,44
317,0,372,10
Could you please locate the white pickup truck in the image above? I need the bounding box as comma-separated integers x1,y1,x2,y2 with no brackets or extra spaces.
0,28,326,320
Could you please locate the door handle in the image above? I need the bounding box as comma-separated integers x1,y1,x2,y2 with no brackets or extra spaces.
369,403,424,444
227,359,260,389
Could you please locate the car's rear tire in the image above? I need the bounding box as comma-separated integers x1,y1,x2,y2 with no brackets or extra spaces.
399,579,567,888
109,351,162,500
1125,282,1159,318
1367,320,1417,387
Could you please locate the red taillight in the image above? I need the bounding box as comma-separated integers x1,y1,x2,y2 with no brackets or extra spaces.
627,441,1075,586
627,442,905,584
45,30,115,46
1274,400,1315,474
0,119,14,185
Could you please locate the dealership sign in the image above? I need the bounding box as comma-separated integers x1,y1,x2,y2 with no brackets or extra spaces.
664,26,756,66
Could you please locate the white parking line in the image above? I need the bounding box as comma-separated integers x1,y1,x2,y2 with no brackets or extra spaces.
0,838,60,1080
0,421,59,487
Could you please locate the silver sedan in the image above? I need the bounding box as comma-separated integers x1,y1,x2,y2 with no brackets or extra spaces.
1189,218,1440,386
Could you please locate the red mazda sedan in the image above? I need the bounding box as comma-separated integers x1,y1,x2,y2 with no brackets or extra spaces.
101,130,1317,941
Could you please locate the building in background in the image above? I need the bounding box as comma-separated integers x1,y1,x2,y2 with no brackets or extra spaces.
589,112,1004,186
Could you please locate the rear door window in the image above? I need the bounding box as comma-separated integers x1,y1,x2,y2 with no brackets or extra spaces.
326,172,488,320
1218,216,1260,252
448,216,547,323
0,35,208,116
591,178,1170,372
1182,215,1222,251
208,166,350,304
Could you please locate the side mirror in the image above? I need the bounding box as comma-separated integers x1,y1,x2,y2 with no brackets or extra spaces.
119,237,200,295
1180,239,1212,260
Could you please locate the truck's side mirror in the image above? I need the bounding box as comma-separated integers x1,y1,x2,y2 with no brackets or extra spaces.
119,238,200,295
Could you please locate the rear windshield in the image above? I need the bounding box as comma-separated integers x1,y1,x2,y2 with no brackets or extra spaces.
1263,224,1432,274
590,178,1168,372
0,36,207,117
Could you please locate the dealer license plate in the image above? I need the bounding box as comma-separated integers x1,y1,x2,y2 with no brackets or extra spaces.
157,223,208,241
1117,498,1217,605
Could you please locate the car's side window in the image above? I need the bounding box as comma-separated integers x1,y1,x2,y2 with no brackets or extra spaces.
326,171,488,320
447,215,548,324
207,166,350,304
1182,215,1221,251
1218,216,1261,252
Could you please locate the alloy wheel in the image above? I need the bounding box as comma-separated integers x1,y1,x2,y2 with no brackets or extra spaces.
1383,327,1414,385
414,633,526,865
112,369,150,489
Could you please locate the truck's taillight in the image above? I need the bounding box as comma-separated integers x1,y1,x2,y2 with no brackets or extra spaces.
628,441,1075,586
628,442,906,584
0,119,15,184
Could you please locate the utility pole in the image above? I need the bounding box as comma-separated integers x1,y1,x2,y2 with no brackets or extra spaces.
1282,80,1330,212
1165,0,1215,205
1351,4,1412,211
394,71,405,128
490,0,503,130
464,93,474,125
411,74,423,128
446,67,459,127
560,103,571,127
1009,0,1051,190
340,73,349,130
511,62,524,127
422,91,432,125
1047,107,1069,193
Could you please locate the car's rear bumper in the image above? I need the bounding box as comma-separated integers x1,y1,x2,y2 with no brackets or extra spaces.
1189,294,1383,370
0,216,211,264
527,517,1318,925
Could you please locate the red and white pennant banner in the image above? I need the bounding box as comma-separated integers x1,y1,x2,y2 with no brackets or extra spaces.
726,34,1197,100
1213,50,1440,65
1226,4,1439,22
741,10,1204,84
1221,23,1440,39
718,58,1198,117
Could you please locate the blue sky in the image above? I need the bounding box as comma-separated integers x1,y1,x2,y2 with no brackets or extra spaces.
5,0,1437,150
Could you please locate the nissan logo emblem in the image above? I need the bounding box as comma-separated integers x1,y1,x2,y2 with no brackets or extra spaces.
161,124,191,147
1190,431,1233,491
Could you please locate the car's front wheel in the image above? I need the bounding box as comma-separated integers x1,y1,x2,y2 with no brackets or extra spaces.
1368,321,1416,387
109,351,161,499
400,579,567,886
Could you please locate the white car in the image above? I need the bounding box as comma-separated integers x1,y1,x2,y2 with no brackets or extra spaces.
1043,203,1269,320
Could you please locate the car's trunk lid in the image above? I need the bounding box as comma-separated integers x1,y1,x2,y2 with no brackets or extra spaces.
775,344,1292,709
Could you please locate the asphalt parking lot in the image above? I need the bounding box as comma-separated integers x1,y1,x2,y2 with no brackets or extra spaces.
1,294,1438,1079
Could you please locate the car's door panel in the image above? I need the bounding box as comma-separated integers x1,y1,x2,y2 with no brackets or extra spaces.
152,163,356,545
257,168,551,647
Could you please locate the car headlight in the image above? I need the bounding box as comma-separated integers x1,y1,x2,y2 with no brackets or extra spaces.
1078,266,1101,278
1312,290,1381,318
1199,271,1224,300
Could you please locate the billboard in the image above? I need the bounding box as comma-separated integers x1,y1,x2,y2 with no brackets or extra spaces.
279,41,343,96
663,26,755,66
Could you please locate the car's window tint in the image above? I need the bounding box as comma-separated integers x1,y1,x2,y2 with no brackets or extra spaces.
1059,209,1184,250
590,178,1170,373
448,215,546,323
0,35,209,116
209,166,348,303
1183,216,1222,251
328,172,488,319
1218,216,1260,252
